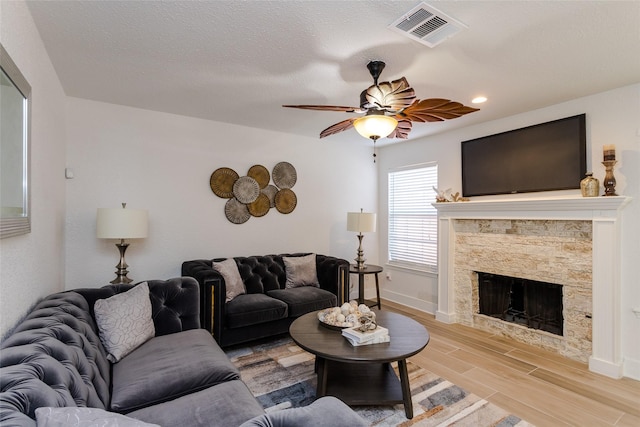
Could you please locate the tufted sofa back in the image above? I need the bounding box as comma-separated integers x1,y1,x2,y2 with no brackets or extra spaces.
185,253,345,296
0,277,200,426
75,278,200,336
0,291,110,426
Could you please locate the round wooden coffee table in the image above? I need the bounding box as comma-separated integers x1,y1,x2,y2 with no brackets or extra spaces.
289,310,429,419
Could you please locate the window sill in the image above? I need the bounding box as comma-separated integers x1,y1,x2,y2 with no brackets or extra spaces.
384,263,438,278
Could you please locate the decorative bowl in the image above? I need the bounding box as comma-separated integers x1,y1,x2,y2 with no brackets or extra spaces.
317,301,373,330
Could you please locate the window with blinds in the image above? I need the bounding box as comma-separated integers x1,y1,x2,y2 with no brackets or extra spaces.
388,163,438,273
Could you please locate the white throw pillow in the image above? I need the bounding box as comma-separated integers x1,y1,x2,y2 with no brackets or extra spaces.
94,282,155,363
213,258,246,302
283,254,319,288
35,406,159,427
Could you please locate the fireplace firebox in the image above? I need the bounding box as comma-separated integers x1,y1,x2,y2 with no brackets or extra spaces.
477,272,563,336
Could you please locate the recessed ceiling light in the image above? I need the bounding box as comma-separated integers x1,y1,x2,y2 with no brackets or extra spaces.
472,96,487,104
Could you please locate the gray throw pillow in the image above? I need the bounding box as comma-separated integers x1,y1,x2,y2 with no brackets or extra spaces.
283,254,319,288
35,406,159,427
213,258,246,302
94,282,155,363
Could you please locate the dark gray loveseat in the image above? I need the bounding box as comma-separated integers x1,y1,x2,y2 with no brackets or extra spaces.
0,278,366,427
182,253,350,347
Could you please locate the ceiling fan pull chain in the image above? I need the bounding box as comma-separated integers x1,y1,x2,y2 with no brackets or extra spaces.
372,136,378,163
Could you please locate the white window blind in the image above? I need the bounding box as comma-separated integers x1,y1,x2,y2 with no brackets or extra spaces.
388,164,438,273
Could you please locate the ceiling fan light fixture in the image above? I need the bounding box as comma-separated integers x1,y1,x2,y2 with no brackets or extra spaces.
353,114,398,140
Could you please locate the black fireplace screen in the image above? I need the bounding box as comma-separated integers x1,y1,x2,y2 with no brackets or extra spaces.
477,272,563,336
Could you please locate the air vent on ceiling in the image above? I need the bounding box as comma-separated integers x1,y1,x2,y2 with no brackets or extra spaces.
388,2,467,48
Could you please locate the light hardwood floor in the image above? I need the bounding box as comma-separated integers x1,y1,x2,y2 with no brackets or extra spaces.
383,300,640,427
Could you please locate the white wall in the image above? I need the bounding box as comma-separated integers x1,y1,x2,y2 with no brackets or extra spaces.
64,98,378,289
0,1,67,338
378,83,640,379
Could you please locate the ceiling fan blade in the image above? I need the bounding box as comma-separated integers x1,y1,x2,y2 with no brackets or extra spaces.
319,118,357,138
363,77,416,112
397,98,479,123
388,119,412,139
283,105,364,113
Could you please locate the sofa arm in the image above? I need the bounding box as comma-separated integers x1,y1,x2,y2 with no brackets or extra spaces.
182,259,227,337
75,277,201,336
201,277,226,342
316,255,350,305
238,397,368,427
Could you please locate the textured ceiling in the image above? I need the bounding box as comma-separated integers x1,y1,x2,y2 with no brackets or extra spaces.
26,1,640,146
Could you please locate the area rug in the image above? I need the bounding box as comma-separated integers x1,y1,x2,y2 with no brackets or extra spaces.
225,336,534,427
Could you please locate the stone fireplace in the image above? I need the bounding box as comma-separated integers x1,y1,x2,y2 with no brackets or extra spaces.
434,196,629,378
454,218,591,362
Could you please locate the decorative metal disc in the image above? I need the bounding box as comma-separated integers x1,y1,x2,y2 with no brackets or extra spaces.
225,198,250,224
261,185,278,208
248,193,270,217
210,167,239,198
274,188,297,214
233,176,260,204
272,162,297,189
247,165,270,189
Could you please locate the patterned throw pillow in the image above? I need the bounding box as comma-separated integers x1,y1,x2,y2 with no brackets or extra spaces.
213,258,246,302
94,282,155,363
35,406,159,427
283,254,319,288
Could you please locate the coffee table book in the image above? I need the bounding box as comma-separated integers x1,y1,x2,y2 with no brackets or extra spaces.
342,326,389,346
344,333,390,346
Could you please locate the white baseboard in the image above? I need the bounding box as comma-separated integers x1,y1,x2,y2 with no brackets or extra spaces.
435,311,456,324
381,289,436,314
623,356,640,380
588,356,623,379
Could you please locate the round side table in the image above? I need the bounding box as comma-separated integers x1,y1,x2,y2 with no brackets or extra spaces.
349,264,383,309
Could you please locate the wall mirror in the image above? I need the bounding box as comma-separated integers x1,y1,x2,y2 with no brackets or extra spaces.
1,43,31,238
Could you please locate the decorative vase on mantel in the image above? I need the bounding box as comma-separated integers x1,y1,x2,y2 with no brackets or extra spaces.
580,173,599,197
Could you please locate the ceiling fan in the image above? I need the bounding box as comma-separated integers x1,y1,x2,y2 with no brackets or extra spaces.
283,61,480,143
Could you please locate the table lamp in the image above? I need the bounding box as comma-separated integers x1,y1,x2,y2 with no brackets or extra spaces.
347,209,377,270
97,203,148,284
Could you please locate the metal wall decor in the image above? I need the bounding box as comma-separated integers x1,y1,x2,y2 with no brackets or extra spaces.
210,167,238,198
210,162,297,224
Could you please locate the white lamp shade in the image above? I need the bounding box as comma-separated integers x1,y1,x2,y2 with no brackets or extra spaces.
97,208,148,239
353,115,398,139
347,212,376,233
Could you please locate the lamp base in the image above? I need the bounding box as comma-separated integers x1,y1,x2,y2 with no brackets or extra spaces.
111,240,133,284
354,233,367,270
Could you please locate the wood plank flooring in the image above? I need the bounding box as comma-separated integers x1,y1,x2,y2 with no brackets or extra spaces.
383,300,640,427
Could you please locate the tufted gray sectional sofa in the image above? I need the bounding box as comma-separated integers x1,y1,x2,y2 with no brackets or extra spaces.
0,278,366,427
182,253,350,347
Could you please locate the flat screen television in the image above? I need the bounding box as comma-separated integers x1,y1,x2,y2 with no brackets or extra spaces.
461,114,586,197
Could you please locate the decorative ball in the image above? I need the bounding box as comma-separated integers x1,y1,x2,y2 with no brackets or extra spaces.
341,303,351,316
324,312,337,323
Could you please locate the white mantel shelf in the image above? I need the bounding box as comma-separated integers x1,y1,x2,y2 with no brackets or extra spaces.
434,195,631,379
433,195,630,218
